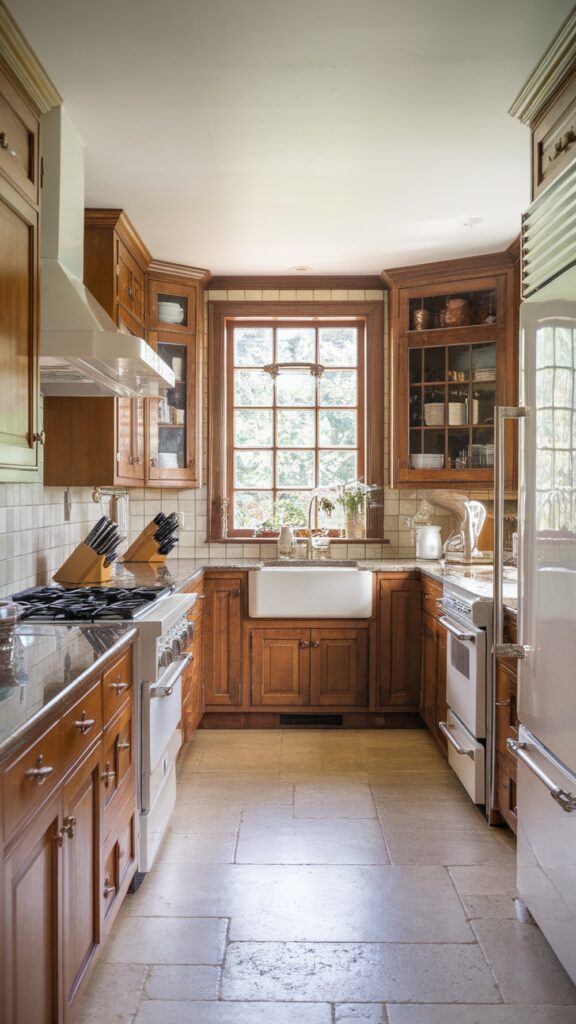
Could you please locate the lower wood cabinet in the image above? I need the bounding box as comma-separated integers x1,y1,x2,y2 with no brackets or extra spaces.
376,574,421,709
249,626,369,708
203,574,243,707
419,610,447,754
493,622,519,833
1,640,136,1024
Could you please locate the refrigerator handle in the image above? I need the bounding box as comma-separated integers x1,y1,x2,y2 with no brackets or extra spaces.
493,405,528,659
507,738,576,813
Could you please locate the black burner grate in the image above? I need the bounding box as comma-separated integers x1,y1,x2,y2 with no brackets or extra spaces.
11,585,171,621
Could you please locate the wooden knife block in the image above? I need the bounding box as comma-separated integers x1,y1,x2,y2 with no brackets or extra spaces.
53,542,114,585
121,523,167,564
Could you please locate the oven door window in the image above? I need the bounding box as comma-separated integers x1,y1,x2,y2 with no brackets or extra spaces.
451,637,470,678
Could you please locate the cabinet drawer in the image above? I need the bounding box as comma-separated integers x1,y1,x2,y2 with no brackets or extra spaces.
3,721,61,839
116,240,145,323
102,700,134,818
496,751,517,834
101,837,120,923
103,649,133,723
420,574,443,617
533,74,576,197
0,70,38,204
61,681,102,772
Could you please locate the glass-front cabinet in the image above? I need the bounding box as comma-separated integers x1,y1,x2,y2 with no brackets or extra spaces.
147,276,203,486
385,257,518,489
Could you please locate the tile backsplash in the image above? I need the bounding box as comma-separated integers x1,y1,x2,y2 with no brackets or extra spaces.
0,287,459,597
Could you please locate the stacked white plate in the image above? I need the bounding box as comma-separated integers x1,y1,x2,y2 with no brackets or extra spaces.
424,403,444,425
410,453,444,469
158,301,184,324
473,368,496,382
448,402,466,425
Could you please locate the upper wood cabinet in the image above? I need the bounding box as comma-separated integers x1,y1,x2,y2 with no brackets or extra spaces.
509,8,576,200
0,61,42,481
384,253,518,491
146,266,206,487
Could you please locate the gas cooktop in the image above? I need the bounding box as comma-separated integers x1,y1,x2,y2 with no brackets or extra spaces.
11,585,171,622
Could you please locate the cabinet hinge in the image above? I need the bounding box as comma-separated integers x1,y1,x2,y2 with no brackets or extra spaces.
40,156,44,188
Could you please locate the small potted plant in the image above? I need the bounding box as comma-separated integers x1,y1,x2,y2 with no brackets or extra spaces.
337,481,373,539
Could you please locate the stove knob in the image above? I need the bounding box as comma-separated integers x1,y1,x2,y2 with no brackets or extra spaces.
159,645,173,668
171,637,182,658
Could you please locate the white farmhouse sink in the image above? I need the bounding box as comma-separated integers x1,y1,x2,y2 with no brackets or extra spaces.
248,567,373,618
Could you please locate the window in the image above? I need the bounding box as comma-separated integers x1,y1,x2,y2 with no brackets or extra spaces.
208,299,384,541
228,321,365,535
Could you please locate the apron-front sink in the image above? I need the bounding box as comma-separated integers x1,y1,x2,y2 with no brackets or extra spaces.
248,567,373,618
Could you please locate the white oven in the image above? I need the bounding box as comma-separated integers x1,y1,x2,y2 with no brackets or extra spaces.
439,583,493,806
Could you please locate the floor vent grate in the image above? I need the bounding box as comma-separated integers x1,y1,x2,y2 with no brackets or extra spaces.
279,714,343,727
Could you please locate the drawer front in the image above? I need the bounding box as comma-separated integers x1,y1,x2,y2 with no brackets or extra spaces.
0,71,38,204
102,701,134,817
420,574,443,618
101,837,120,923
103,649,133,724
116,240,145,323
3,722,61,839
61,681,103,772
118,813,136,885
496,751,517,834
533,74,576,197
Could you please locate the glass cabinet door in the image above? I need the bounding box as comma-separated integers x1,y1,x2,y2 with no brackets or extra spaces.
408,341,496,473
147,330,200,485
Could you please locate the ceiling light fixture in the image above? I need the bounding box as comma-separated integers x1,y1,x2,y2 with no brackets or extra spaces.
290,265,311,272
459,216,485,229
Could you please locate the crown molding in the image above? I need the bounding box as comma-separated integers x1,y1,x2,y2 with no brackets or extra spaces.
0,2,61,113
381,249,515,288
147,259,212,284
509,7,576,125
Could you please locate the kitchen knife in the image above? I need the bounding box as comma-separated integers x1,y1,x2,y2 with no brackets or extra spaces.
158,537,178,555
86,516,114,551
84,516,109,548
94,523,121,554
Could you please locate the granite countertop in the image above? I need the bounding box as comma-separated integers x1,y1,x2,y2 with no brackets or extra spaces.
0,623,137,758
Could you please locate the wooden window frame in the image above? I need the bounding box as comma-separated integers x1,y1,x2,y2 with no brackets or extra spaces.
208,300,384,542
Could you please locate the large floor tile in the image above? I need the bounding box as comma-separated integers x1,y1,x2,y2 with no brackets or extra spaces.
460,894,521,920
157,832,237,864
376,796,488,832
235,817,389,864
143,964,221,1000
384,827,514,866
221,942,500,1002
387,1007,576,1023
73,963,147,1023
448,863,518,897
294,781,376,818
335,1004,387,1023
472,919,576,1004
134,1001,332,1023
123,862,472,942
168,804,242,834
102,914,227,965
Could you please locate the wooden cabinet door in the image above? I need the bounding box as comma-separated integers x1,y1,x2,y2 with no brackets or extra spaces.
419,613,437,730
116,307,146,484
0,179,39,478
377,575,421,709
3,793,61,1024
147,329,201,486
116,239,145,325
203,576,243,706
310,628,368,707
61,744,101,1013
250,628,310,706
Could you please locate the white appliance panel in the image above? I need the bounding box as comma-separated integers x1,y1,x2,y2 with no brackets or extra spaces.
516,726,576,982
443,709,485,804
519,301,576,770
445,623,486,738
138,759,178,874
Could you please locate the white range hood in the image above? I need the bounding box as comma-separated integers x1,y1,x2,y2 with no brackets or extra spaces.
39,108,174,399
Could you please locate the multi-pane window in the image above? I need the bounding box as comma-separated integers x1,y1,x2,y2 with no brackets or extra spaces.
227,320,365,535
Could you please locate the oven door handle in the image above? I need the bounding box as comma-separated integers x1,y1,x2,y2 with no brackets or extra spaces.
438,720,475,758
149,653,192,698
439,616,476,643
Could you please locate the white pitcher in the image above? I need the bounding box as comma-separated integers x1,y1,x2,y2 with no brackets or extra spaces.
415,523,442,560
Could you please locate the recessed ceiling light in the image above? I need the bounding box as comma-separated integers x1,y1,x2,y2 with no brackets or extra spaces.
290,265,311,272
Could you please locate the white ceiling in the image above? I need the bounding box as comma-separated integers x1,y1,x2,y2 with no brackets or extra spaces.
7,0,574,275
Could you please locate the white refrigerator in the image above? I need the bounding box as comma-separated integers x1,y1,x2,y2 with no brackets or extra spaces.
498,245,576,982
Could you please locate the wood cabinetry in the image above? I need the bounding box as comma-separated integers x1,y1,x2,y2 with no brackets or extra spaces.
146,265,206,487
203,574,244,707
249,625,369,708
384,253,518,490
418,575,447,755
376,573,421,710
493,611,519,834
0,60,43,481
0,638,136,1023
181,576,205,750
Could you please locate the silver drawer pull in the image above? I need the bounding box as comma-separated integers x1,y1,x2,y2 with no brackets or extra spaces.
117,740,130,751
101,763,116,786
74,715,96,734
507,739,576,813
439,616,476,642
109,681,129,694
25,754,55,785
103,877,116,898
439,721,475,758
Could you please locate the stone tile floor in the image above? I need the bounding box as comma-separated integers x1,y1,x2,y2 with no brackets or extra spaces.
76,729,576,1023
